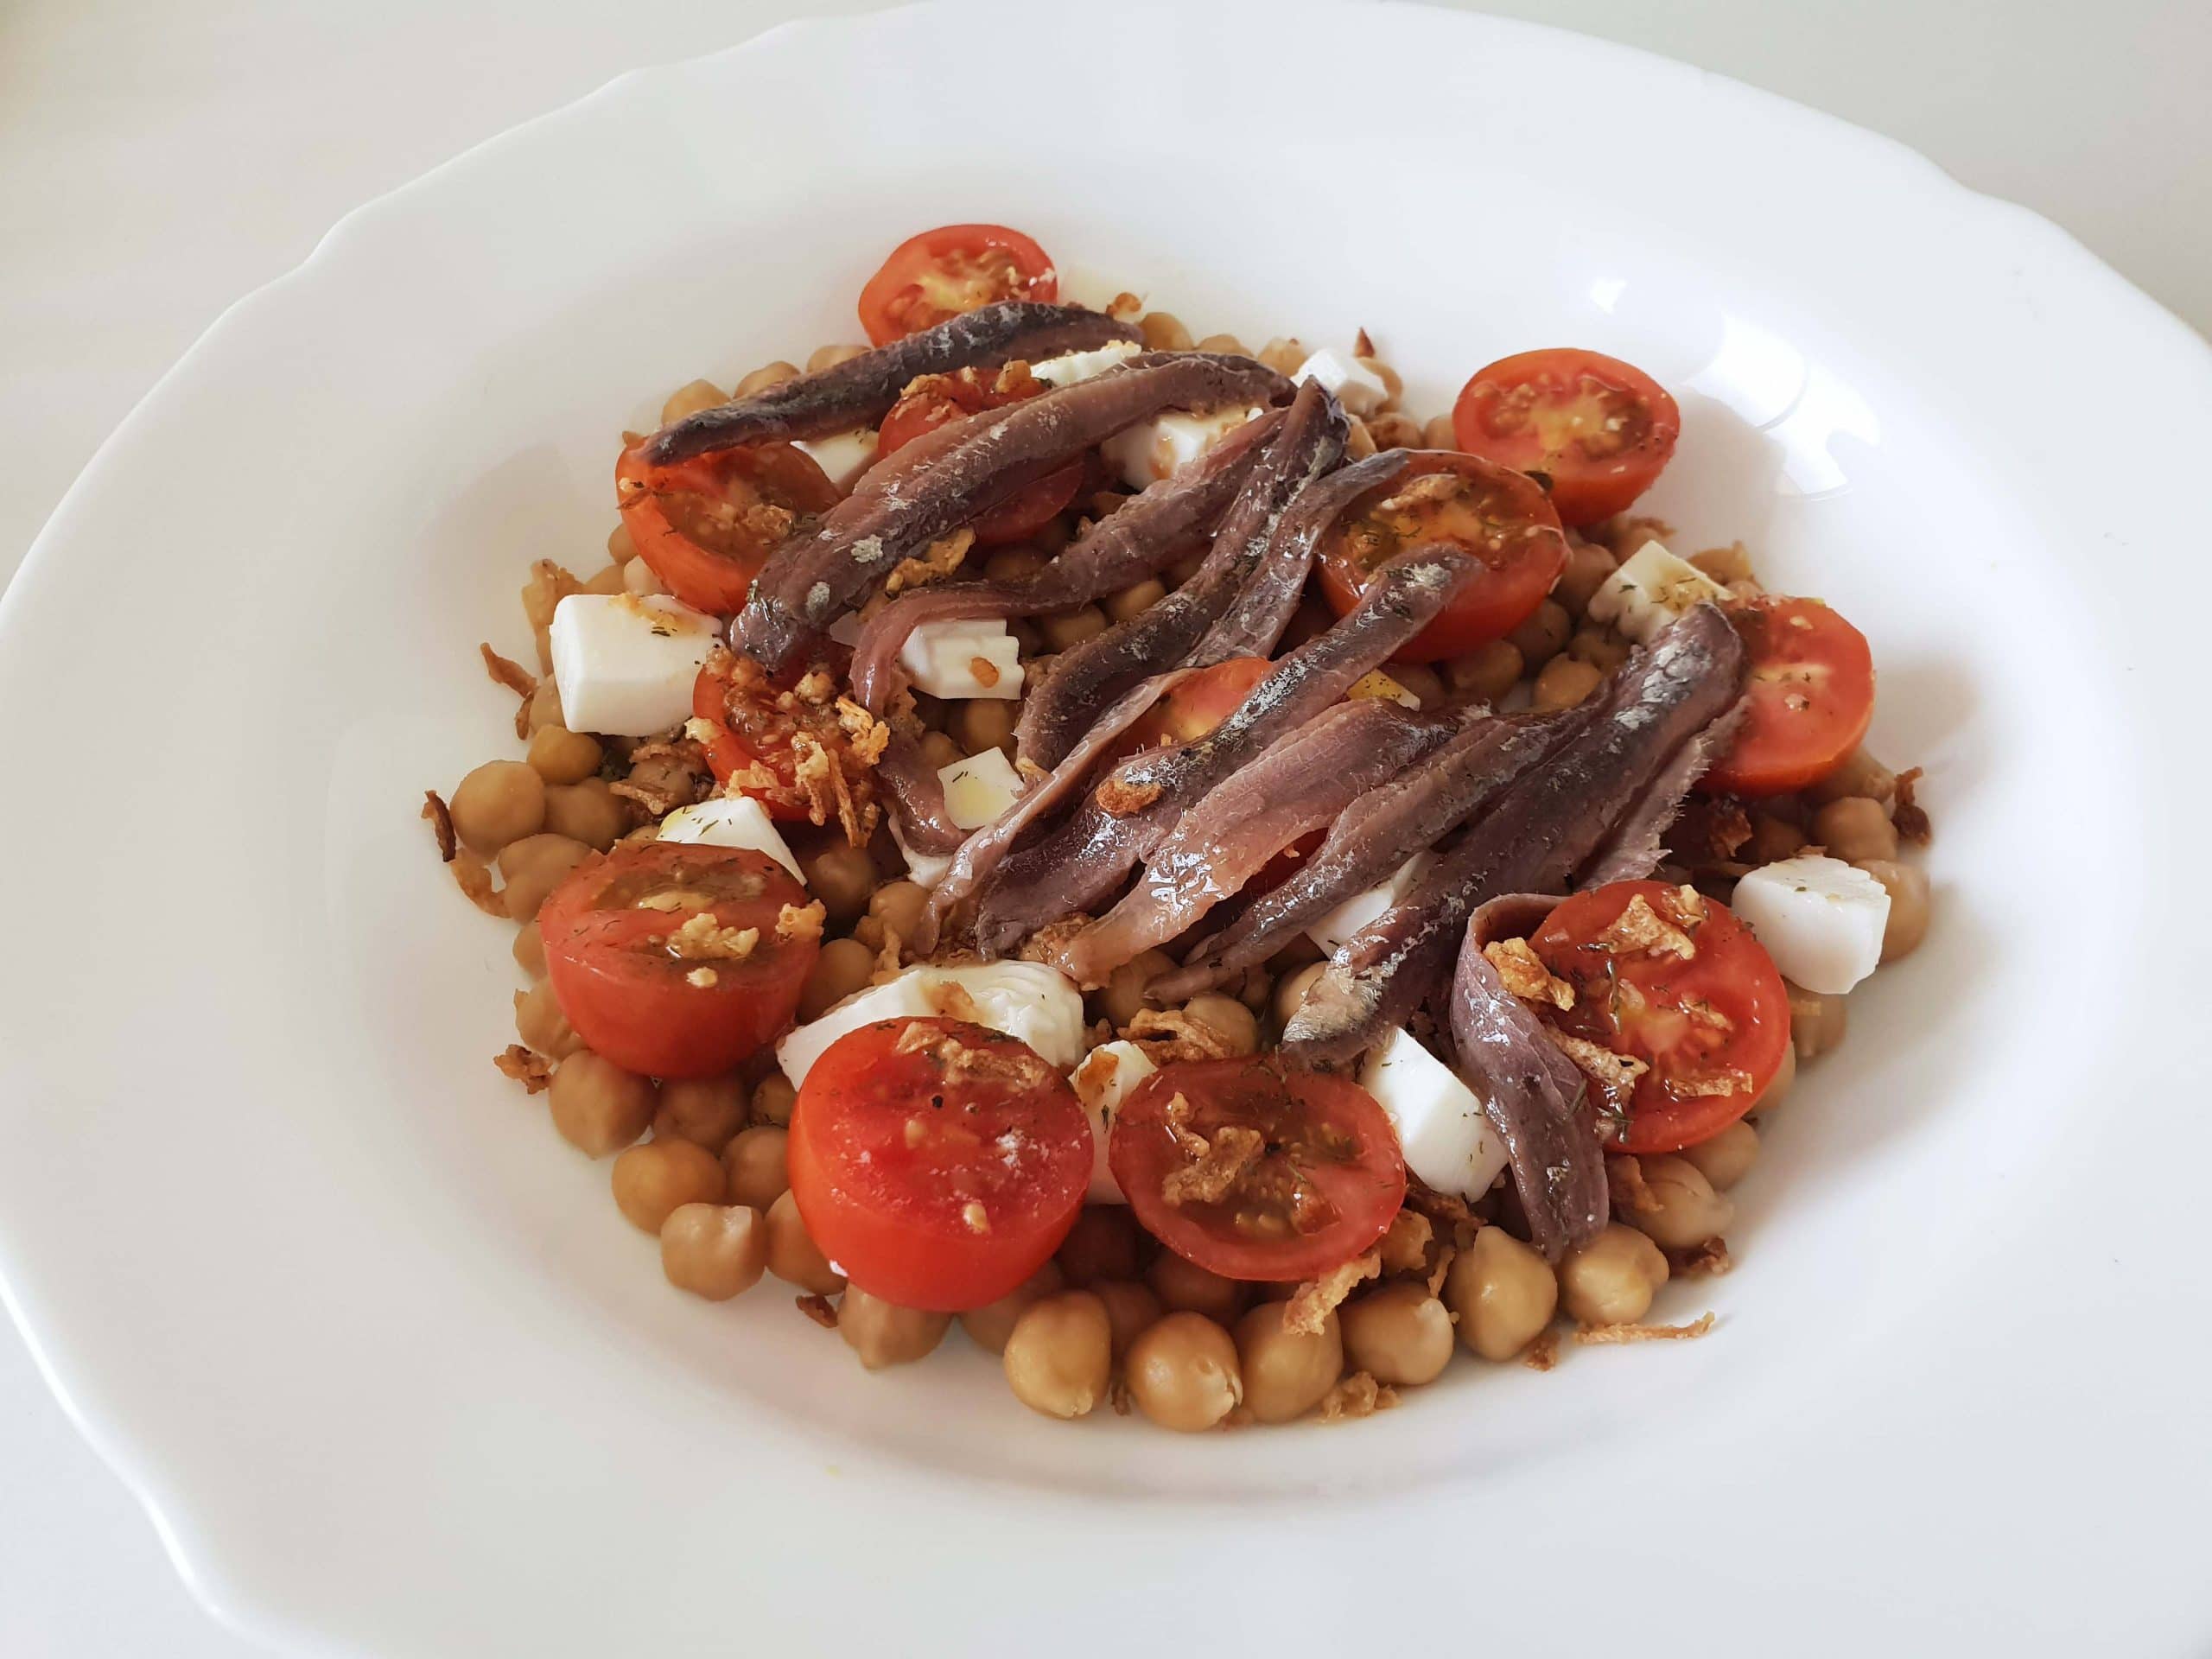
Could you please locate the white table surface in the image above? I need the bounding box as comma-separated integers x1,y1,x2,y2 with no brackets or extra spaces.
2,1,2205,1652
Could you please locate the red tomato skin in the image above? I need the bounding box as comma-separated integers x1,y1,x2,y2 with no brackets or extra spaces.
690,664,806,821
874,369,1080,543
615,442,837,614
1450,348,1681,526
856,223,1058,346
1698,595,1877,798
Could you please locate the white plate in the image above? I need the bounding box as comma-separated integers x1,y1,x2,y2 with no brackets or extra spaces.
2,3,2207,1654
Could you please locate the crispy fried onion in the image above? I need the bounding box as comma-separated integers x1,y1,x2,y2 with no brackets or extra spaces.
1893,766,1931,843
1283,1250,1379,1336
1597,889,1701,959
884,526,975,595
1484,937,1574,1009
1319,1372,1399,1422
795,1294,838,1330
666,912,759,961
702,649,890,845
1124,1006,1243,1064
1574,1313,1715,1345
422,790,458,862
893,1020,1056,1090
1377,1208,1433,1275
493,1045,552,1093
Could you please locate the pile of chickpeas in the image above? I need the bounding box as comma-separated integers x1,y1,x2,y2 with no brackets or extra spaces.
440,314,1932,1429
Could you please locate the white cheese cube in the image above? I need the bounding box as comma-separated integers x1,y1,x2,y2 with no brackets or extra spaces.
1730,855,1891,995
1294,347,1389,416
773,973,941,1089
776,962,1087,1088
1308,852,1436,956
1069,1039,1158,1204
937,747,1023,830
654,795,802,880
1027,340,1141,388
898,619,1025,700
793,428,880,492
1359,1027,1508,1201
548,593,718,737
888,817,955,888
1101,405,1266,488
1586,540,1729,643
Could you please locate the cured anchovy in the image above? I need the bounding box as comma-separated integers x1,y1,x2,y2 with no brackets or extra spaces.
644,302,1141,465
1280,603,1746,1069
1576,699,1748,887
846,409,1283,711
733,352,1291,673
874,729,969,856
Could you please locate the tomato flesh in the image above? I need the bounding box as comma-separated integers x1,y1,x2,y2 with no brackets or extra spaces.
1108,1057,1406,1281
1450,348,1681,526
616,442,839,614
856,223,1058,347
540,842,819,1081
876,365,1081,544
788,1018,1091,1311
1529,880,1789,1154
1699,595,1876,798
1315,451,1567,661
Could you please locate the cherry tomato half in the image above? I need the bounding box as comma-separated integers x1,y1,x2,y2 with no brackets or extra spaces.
855,223,1058,347
1698,594,1876,798
1315,451,1567,661
541,842,819,1080
616,441,839,615
1529,880,1789,1154
1109,1056,1406,1282
690,659,803,821
1450,348,1681,526
1123,657,1270,752
788,1018,1091,1311
876,365,1082,544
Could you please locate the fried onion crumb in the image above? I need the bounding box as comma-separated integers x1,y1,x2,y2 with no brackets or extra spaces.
884,527,975,594
796,1294,838,1330
1125,1006,1241,1064
493,1045,552,1093
1574,1313,1716,1345
1378,1208,1433,1275
1284,1251,1379,1336
1522,1330,1560,1371
1319,1371,1398,1422
422,790,458,862
1484,937,1574,1008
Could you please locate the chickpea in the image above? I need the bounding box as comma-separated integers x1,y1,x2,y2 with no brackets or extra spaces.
660,378,726,426
1194,333,1248,357
1366,412,1424,450
1096,948,1174,1029
807,343,868,373
1358,355,1404,408
1273,962,1327,1028
1003,1291,1113,1418
1340,1282,1454,1386
524,725,601,787
1126,1313,1243,1432
497,833,593,923
959,1262,1066,1354
1103,578,1166,624
612,1137,726,1234
1559,1224,1669,1326
954,697,1017,758
1181,991,1259,1056
1680,1120,1758,1190
1855,858,1930,962
751,1072,798,1128
798,938,875,1021
864,880,930,950
1234,1302,1344,1424
721,1125,790,1211
1812,796,1897,863
581,563,626,597
1445,1227,1559,1361
652,1074,748,1152
1688,542,1755,585
799,842,877,924
1624,1154,1733,1249
542,778,628,851
734,360,800,397
1507,599,1571,669
1388,662,1445,709
765,1190,844,1294
512,919,547,979
448,760,546,855
1039,605,1109,652
1422,412,1458,449
1267,931,1325,975
1751,1041,1797,1116
524,681,565,733
1786,981,1848,1061
622,557,670,596
1807,747,1896,807
1532,655,1605,711
1139,311,1195,352
1555,540,1618,615
1089,1279,1163,1358
548,1051,657,1158
659,1203,767,1300
1565,626,1630,674
838,1287,950,1370
1057,1205,1141,1286
1147,1253,1249,1323
607,523,636,564
1745,812,1808,865
1346,419,1379,463
982,546,1048,582
1445,639,1524,704
918,730,963,772
1233,965,1274,1016
1251,336,1303,375
514,980,582,1059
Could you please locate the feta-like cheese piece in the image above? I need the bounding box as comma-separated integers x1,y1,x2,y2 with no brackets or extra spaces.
655,795,802,880
793,428,879,491
1308,852,1436,955
1101,404,1265,488
888,816,954,888
1069,1039,1158,1204
897,619,1025,701
1359,1026,1508,1200
1730,854,1891,995
1027,340,1141,388
1348,669,1421,709
1586,540,1730,642
548,593,718,737
777,962,1086,1088
1294,347,1389,416
937,747,1022,830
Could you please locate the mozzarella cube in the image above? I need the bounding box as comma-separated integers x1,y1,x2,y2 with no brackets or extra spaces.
1069,1039,1157,1204
1101,405,1265,487
1294,347,1389,416
655,795,802,880
793,428,879,491
1028,340,1141,388
1730,855,1891,995
1586,540,1730,643
1308,852,1436,955
898,619,1025,701
1359,1027,1508,1200
548,593,718,737
937,747,1023,830
776,962,1087,1088
887,817,955,888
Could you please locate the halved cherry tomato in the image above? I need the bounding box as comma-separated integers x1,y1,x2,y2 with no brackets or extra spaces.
690,659,802,820
1315,451,1567,661
1123,657,1271,752
856,223,1058,347
1699,594,1876,798
1450,348,1681,526
1529,880,1789,1154
875,365,1082,545
615,441,839,615
1109,1056,1406,1282
541,842,819,1081
788,1017,1091,1311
